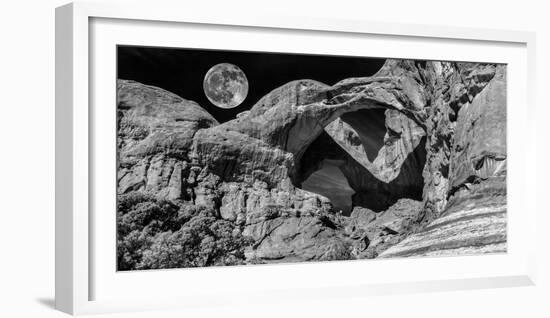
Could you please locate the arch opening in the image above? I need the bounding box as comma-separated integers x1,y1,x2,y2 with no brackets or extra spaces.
297,108,426,216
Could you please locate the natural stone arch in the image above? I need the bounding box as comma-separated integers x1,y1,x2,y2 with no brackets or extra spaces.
191,59,499,219
296,114,426,213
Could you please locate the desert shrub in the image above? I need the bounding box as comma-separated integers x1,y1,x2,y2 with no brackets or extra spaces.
117,193,182,236
262,203,281,220
117,227,154,271
117,193,252,270
117,193,184,270
138,211,252,269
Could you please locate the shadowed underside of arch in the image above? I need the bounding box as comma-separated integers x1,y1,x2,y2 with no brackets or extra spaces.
298,108,426,214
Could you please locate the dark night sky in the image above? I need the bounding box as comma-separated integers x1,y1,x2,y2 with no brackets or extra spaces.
117,46,386,123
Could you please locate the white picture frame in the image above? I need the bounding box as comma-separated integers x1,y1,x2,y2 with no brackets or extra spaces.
55,1,537,315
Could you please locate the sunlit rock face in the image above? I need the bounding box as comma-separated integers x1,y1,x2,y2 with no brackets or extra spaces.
379,176,506,258
116,79,219,199
380,65,507,258
418,61,499,221
450,65,507,191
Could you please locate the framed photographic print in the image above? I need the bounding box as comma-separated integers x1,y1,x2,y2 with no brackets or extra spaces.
55,1,537,315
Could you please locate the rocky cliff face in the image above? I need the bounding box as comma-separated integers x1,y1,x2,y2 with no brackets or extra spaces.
380,64,507,257
117,59,506,269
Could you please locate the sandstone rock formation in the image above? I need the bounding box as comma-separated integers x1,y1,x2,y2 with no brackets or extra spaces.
381,65,507,257
380,177,506,257
117,80,219,200
116,59,506,270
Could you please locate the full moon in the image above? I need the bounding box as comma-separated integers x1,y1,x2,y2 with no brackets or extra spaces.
203,63,249,109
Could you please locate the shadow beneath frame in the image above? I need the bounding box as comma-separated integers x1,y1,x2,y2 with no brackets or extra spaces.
36,297,55,309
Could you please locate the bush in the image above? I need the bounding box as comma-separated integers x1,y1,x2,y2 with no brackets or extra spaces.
117,193,181,237
117,193,252,270
138,212,252,269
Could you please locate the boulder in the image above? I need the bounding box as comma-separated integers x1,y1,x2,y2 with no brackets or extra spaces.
117,79,218,158
243,215,351,263
117,80,219,201
346,199,424,258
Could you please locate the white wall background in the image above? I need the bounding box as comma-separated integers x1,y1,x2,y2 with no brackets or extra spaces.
0,0,547,317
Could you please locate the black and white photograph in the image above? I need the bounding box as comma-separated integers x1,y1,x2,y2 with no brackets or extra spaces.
5,0,550,316
116,45,507,271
